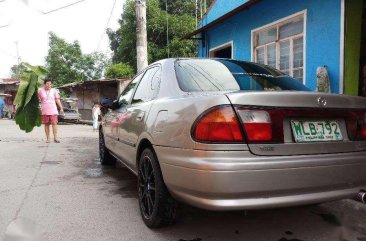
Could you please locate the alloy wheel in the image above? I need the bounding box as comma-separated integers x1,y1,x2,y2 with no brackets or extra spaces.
138,155,156,219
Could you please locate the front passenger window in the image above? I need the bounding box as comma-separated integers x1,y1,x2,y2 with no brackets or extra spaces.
118,73,143,106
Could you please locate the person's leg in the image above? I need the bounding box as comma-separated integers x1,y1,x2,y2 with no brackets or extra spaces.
51,115,60,142
52,124,59,142
44,124,50,143
93,118,98,131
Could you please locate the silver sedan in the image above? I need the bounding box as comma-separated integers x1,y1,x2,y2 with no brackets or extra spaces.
99,58,366,228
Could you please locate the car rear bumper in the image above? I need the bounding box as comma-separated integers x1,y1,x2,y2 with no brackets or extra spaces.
155,146,366,210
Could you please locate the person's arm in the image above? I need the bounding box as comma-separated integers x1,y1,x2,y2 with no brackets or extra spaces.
54,89,64,115
56,98,64,115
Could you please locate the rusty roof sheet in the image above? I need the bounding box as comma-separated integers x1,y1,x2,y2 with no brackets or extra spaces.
0,78,20,85
58,78,130,89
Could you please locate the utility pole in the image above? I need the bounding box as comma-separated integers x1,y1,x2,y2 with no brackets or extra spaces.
135,0,148,72
166,0,169,58
15,41,21,79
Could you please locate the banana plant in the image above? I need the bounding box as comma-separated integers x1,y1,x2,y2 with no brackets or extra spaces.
14,63,48,133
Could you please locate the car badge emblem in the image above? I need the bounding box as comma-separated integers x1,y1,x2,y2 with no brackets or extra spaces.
317,97,327,107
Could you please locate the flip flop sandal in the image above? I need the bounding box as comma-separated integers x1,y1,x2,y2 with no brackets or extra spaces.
54,140,60,143
46,140,50,143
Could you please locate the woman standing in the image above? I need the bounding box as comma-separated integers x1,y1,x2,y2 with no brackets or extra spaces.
92,103,101,131
38,78,64,143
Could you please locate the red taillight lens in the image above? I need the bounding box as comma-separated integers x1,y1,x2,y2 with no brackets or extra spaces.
347,111,366,140
362,113,366,139
236,110,273,142
243,123,272,141
361,125,366,138
193,106,244,142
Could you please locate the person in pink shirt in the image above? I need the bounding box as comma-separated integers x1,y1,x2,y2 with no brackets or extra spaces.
38,78,64,143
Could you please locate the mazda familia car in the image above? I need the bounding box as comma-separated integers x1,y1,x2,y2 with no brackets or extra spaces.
99,58,366,228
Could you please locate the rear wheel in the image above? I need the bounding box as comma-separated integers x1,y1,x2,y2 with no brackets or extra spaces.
99,128,116,166
138,148,177,228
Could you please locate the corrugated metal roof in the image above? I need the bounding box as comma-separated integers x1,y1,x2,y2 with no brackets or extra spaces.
58,78,130,89
0,79,20,85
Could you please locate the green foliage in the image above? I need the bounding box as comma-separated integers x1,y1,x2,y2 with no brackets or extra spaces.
108,0,197,71
14,63,48,107
59,90,70,99
14,68,43,133
10,64,27,79
15,90,42,133
105,63,134,79
45,32,111,86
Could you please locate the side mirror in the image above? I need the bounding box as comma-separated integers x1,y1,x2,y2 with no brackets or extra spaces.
100,98,115,109
111,100,120,110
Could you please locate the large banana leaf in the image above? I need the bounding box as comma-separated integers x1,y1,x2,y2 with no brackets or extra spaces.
15,90,42,133
13,81,29,108
14,63,47,133
24,74,38,108
21,63,48,86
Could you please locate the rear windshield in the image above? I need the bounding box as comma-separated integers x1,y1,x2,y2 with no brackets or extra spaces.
175,59,311,92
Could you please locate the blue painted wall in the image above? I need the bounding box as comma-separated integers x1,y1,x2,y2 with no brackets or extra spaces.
199,0,342,93
200,0,250,26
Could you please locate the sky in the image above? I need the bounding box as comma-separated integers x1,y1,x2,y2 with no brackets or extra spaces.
0,0,126,78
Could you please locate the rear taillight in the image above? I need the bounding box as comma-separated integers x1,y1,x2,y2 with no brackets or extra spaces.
361,125,366,138
347,111,366,141
357,113,366,139
192,106,244,142
236,110,272,142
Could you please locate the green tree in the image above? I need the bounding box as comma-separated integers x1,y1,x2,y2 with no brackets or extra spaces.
107,0,197,72
105,63,134,79
10,64,27,79
158,0,214,16
45,32,110,86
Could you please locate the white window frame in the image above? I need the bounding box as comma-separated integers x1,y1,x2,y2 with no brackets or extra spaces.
209,41,234,59
251,10,307,84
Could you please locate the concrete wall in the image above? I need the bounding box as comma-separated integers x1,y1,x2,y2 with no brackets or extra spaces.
199,0,342,93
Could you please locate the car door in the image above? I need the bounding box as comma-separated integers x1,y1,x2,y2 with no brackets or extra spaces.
103,73,143,160
116,66,161,167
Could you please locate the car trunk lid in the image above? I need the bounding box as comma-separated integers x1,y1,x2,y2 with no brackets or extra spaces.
225,91,366,156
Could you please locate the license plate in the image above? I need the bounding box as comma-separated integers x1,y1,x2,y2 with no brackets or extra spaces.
291,120,343,143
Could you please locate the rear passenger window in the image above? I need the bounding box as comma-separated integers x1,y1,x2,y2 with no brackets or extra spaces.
132,66,160,104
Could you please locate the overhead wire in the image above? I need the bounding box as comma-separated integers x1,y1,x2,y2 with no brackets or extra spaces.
41,0,87,15
97,0,117,51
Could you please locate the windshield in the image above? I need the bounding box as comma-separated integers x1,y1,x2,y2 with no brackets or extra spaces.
175,59,311,92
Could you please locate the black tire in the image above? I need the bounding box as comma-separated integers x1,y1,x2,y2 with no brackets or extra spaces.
138,148,177,228
99,128,116,166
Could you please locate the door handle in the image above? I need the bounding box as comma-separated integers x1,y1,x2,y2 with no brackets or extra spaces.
136,112,145,122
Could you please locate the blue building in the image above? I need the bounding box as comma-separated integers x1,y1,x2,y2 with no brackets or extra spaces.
184,0,366,96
